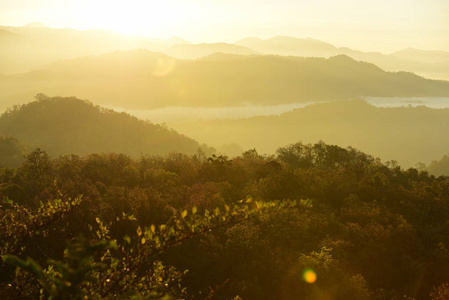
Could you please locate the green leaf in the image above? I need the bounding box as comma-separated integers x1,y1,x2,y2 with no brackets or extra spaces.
123,235,131,244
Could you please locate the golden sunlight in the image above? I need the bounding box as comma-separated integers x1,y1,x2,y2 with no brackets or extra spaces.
83,0,186,36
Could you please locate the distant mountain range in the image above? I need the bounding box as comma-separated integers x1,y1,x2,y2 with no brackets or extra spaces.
2,96,449,169
1,49,449,110
235,36,337,57
164,43,258,60
0,95,211,164
172,100,449,167
235,36,449,81
0,25,187,75
1,25,448,80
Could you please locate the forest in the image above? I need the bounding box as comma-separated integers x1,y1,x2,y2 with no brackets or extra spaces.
1,16,449,299
2,138,449,299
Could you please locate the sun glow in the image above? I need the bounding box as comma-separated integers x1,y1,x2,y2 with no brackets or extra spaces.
80,0,188,37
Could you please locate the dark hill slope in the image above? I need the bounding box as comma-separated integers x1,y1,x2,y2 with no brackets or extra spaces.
0,95,209,157
0,135,29,167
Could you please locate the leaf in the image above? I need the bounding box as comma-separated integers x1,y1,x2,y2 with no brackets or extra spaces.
150,224,155,233
137,226,142,237
192,206,197,214
181,210,187,218
123,235,131,244
141,237,146,245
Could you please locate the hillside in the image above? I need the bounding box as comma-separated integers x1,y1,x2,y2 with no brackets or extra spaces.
1,50,449,110
0,25,186,75
235,36,449,81
163,43,258,59
427,153,449,176
235,36,337,57
0,135,29,167
172,100,449,167
0,95,211,158
391,48,449,63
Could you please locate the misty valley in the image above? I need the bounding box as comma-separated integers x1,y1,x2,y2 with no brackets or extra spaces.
1,21,449,300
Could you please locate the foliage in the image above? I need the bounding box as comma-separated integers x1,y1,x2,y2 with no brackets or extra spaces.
1,142,449,299
1,178,299,299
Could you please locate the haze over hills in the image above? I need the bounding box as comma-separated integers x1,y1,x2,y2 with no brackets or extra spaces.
1,24,449,81
0,135,30,167
235,36,449,81
1,49,449,111
391,48,449,63
235,36,338,57
2,0,449,295
163,43,258,60
23,22,48,28
172,100,449,168
0,95,212,161
0,25,187,75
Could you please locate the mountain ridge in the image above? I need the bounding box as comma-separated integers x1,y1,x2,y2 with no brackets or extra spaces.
0,95,212,159
1,49,448,111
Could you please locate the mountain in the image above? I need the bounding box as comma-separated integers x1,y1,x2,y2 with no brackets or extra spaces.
23,22,48,28
235,36,449,80
235,36,337,57
0,135,30,167
427,153,449,176
1,49,448,110
165,36,190,45
172,100,449,167
0,25,179,74
163,43,258,59
199,52,249,61
391,48,449,63
0,28,22,40
0,95,211,158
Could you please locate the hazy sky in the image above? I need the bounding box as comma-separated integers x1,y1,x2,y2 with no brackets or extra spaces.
1,0,448,52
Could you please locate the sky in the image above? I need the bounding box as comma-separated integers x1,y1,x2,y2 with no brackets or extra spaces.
1,0,448,53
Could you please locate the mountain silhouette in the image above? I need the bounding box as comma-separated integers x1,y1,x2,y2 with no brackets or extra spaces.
235,36,337,56
0,95,211,158
172,100,449,167
164,43,258,59
1,50,448,110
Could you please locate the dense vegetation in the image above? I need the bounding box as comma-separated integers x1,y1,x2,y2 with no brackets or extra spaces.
1,142,449,299
0,95,211,162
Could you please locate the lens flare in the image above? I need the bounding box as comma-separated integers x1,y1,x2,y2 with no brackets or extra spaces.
303,268,317,284
151,58,176,77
